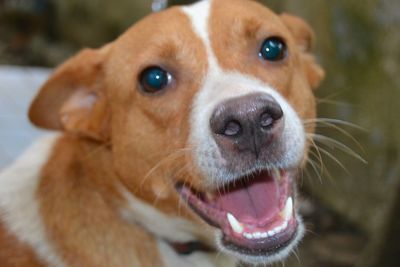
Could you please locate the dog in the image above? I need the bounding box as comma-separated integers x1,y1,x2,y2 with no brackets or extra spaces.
0,0,324,266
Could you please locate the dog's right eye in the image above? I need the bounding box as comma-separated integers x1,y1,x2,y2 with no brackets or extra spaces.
139,66,172,93
259,37,287,62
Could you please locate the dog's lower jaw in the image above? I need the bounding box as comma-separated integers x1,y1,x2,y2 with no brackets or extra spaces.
176,167,305,266
216,215,304,265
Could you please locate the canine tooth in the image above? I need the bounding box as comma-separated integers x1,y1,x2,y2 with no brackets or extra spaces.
227,213,244,234
280,197,293,221
282,221,288,229
273,169,282,182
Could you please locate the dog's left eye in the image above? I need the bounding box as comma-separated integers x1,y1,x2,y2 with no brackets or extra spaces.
259,37,287,61
139,66,172,93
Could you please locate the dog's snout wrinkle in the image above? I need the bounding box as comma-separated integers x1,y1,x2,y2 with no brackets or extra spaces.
210,93,284,159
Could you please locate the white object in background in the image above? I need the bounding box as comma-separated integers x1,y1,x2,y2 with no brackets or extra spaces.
152,0,168,12
0,66,52,170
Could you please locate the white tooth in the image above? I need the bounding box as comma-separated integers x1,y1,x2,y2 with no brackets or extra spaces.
261,232,268,238
268,230,276,236
281,197,293,221
227,213,244,234
243,233,252,239
247,233,255,239
282,221,288,230
254,232,262,239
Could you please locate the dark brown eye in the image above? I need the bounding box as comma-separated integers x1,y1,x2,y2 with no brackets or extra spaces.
139,66,172,93
259,37,287,61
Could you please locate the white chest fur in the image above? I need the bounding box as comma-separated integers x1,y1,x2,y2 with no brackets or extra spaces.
0,134,66,267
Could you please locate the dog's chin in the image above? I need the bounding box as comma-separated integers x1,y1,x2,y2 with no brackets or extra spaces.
216,217,304,265
176,169,303,265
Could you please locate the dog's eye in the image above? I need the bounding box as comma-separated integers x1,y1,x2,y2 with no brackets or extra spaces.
259,37,287,61
139,66,172,93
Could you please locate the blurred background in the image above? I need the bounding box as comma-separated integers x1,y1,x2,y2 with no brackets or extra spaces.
0,0,399,266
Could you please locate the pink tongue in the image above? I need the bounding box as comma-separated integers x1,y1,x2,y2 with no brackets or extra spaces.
214,173,279,223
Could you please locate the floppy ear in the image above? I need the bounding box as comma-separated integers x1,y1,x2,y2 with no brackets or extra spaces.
29,47,111,142
280,13,325,89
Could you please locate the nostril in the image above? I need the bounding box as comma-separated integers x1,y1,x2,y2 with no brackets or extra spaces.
223,121,242,136
270,105,284,121
260,112,274,128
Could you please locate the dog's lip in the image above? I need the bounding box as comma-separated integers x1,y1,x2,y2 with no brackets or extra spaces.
176,169,297,255
221,219,298,256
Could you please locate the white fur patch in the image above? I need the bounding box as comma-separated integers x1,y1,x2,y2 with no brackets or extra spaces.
0,134,66,267
182,0,219,72
120,182,238,266
120,186,209,243
157,240,237,267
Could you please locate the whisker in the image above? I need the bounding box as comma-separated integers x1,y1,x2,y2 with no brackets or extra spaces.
299,166,305,187
308,150,325,176
292,248,301,264
304,118,367,132
308,142,325,174
305,228,318,237
306,158,323,184
308,133,367,164
140,148,191,188
302,166,314,186
309,120,366,153
316,98,351,107
317,147,350,175
316,91,344,102
308,152,337,183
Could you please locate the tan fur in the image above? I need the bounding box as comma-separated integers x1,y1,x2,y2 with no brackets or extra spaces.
0,221,45,267
38,135,162,267
0,1,323,266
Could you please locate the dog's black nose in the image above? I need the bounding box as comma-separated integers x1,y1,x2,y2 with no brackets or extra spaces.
210,93,284,158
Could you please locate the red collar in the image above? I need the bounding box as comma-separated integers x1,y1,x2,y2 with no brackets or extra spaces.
168,240,215,255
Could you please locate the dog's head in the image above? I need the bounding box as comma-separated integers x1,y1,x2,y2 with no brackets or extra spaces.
29,0,324,264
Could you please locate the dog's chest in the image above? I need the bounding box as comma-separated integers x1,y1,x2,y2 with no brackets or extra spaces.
157,240,236,267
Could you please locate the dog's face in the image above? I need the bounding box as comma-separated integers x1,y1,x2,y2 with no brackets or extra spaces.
29,0,324,265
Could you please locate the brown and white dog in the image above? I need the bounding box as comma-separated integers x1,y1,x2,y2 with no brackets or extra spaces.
0,0,324,266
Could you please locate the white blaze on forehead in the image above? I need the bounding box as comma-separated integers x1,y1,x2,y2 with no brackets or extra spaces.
182,0,219,72
181,0,211,49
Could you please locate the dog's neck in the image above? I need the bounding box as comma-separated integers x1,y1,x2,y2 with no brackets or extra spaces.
40,135,215,259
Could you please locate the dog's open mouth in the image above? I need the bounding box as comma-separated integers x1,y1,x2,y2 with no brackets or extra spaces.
176,169,298,256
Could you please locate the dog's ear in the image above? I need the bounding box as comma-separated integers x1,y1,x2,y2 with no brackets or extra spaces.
280,13,325,89
29,47,111,142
